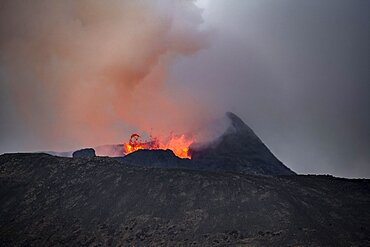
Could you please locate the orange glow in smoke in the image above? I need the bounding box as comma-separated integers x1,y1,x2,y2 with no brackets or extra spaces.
123,133,193,159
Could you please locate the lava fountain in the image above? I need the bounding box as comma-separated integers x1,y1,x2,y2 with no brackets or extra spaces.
123,133,194,159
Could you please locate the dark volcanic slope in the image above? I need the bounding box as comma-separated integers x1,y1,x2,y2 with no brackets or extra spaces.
123,149,191,169
1,153,370,246
190,112,295,175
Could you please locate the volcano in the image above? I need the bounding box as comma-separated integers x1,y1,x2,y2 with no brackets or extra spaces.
189,112,295,175
122,112,295,176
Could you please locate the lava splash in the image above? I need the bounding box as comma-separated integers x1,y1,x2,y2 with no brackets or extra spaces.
123,133,193,159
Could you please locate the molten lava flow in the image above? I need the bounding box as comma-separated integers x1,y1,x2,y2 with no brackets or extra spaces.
123,133,193,158
157,134,193,159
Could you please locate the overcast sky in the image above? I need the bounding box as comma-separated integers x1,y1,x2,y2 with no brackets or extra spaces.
1,0,369,178
173,0,370,178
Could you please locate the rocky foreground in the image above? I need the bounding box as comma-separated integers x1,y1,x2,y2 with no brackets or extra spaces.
1,153,370,246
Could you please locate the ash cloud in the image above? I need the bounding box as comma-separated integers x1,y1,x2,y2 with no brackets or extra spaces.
0,0,212,152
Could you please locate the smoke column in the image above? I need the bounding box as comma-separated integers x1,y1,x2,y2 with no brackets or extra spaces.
0,0,211,152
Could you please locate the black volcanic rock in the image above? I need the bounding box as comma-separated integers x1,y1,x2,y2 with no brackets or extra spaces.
72,148,96,158
189,112,295,175
123,149,191,168
0,153,369,246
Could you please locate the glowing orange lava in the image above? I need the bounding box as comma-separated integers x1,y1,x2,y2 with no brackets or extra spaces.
123,133,193,159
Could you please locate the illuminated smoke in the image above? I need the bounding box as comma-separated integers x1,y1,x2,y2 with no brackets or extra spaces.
0,0,211,151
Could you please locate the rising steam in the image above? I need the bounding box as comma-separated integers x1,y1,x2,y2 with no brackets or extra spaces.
0,0,210,151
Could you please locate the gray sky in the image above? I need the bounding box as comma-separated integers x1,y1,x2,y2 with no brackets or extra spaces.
1,0,369,178
172,0,370,178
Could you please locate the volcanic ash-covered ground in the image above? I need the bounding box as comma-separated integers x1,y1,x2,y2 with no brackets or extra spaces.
1,154,370,246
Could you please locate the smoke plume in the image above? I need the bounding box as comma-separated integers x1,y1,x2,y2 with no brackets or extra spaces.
0,0,210,152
